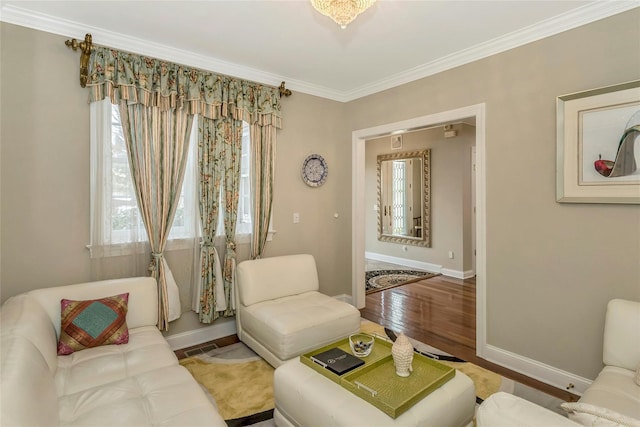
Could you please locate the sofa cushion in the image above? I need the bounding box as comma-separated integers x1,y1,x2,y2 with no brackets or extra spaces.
55,326,178,396
577,366,640,422
58,365,225,427
241,291,360,360
57,293,129,355
237,254,319,306
561,402,640,427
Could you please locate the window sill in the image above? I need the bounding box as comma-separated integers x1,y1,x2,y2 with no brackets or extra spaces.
86,230,275,259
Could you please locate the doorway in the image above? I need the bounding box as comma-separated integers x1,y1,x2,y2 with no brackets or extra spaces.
351,103,487,358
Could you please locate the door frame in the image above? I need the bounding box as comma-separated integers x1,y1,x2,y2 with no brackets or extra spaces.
351,103,487,357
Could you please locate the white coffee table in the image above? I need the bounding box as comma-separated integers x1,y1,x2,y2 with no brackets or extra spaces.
273,357,476,427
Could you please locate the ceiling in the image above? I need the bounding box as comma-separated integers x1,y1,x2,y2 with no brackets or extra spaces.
1,1,636,101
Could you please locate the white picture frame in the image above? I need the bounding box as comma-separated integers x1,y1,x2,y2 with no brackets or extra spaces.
556,80,640,204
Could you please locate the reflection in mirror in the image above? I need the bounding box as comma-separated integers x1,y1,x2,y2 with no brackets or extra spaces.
377,150,431,247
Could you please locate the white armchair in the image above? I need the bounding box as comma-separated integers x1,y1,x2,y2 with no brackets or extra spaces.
477,299,640,427
235,254,361,367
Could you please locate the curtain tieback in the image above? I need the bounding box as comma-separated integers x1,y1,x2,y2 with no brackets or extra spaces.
201,237,215,248
149,252,164,272
226,241,236,251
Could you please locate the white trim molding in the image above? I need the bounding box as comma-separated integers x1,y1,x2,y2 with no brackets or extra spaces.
365,252,441,274
440,268,476,280
483,344,592,396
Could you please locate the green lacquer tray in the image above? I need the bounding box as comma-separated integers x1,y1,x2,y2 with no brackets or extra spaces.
300,336,455,418
300,335,392,384
341,352,455,418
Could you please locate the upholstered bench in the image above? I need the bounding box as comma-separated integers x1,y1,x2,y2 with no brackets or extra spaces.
273,358,476,427
235,254,361,367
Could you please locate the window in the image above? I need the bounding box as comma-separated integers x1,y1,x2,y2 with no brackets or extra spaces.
89,99,252,256
391,160,408,235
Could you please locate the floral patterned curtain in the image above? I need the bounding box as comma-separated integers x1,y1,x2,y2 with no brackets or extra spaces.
197,117,242,323
86,46,282,328
86,47,282,127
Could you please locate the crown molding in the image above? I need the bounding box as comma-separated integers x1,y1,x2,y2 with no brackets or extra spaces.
342,1,640,101
1,2,637,103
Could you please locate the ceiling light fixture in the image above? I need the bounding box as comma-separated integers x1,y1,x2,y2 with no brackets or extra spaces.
310,0,376,29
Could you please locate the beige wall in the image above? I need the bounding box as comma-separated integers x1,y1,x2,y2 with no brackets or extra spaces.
347,10,640,380
365,125,475,274
1,8,639,383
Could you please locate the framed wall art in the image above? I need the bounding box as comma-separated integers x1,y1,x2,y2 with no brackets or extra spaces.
556,80,640,204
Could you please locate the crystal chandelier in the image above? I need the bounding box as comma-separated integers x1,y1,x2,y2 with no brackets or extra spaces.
310,0,376,29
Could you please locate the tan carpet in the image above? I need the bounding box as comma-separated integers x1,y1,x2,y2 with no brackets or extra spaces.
179,342,274,421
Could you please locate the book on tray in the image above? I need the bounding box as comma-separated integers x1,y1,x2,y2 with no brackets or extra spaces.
310,347,364,375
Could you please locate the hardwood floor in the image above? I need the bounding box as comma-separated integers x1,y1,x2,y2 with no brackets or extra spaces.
360,274,580,402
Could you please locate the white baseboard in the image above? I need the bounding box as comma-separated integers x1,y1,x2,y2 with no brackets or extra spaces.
164,316,237,351
483,343,592,396
365,252,441,273
441,268,476,279
366,252,475,279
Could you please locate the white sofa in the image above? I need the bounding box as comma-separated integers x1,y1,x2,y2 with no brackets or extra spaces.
476,299,640,427
235,254,361,367
0,277,226,427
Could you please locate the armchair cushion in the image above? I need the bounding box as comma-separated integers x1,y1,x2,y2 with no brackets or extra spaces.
476,392,579,427
241,291,361,361
603,299,640,371
561,402,640,427
576,366,640,422
236,254,319,306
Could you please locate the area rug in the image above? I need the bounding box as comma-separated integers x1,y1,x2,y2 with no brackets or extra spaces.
180,320,566,426
179,342,274,426
180,319,517,426
366,269,438,294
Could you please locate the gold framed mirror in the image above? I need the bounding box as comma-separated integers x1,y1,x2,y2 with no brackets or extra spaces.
377,149,431,247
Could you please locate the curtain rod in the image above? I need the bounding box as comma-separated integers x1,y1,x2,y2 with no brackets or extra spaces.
65,33,292,98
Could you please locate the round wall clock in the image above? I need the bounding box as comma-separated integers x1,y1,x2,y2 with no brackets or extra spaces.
302,154,328,187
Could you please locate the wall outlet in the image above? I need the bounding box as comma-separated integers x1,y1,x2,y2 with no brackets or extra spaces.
448,251,454,259
293,213,300,223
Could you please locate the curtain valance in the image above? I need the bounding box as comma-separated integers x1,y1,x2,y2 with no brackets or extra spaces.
87,46,282,128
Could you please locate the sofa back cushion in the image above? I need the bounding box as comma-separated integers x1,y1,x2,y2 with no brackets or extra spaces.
603,299,640,370
237,254,319,307
1,296,59,426
28,277,158,339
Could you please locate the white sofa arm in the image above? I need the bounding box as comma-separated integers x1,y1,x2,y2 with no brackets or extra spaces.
603,299,640,371
476,392,580,427
27,277,158,338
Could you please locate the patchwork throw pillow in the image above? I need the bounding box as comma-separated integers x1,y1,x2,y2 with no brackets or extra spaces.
57,293,129,355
